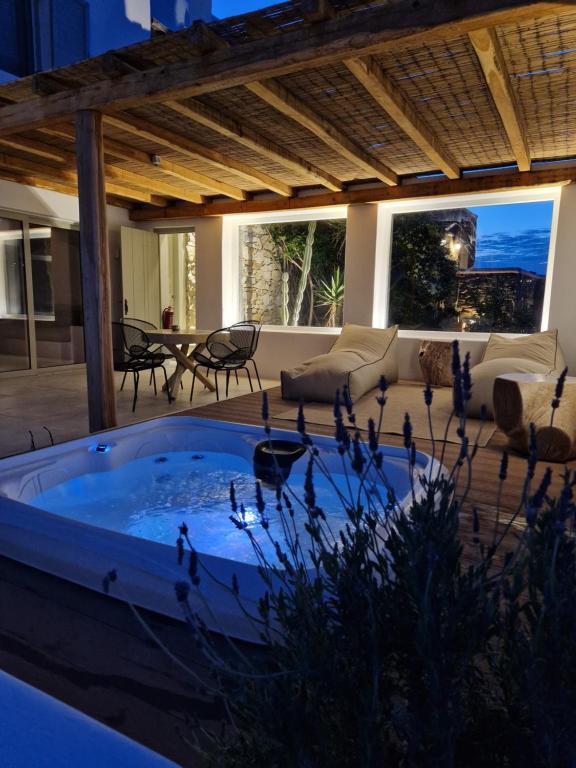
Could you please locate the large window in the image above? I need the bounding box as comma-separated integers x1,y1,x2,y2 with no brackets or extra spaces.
388,201,554,333
239,217,346,327
0,215,83,373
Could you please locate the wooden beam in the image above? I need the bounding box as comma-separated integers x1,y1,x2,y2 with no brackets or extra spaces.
32,72,84,95
1,130,203,202
187,19,229,54
469,27,531,171
129,165,576,220
0,151,165,205
0,136,67,163
75,110,117,432
41,124,239,200
100,52,140,78
102,163,202,203
301,0,335,23
0,168,79,197
345,57,460,179
164,99,343,191
0,168,132,207
104,113,293,196
246,79,398,185
0,1,565,133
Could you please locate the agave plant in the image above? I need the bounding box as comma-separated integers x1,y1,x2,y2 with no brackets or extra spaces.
315,266,345,327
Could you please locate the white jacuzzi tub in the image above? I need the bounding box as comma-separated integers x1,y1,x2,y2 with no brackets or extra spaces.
0,416,436,642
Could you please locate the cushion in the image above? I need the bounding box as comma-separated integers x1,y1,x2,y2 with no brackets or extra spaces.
281,324,398,403
482,328,566,370
467,357,554,419
418,341,453,387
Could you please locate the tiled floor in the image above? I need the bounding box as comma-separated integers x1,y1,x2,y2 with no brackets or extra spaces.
0,364,278,459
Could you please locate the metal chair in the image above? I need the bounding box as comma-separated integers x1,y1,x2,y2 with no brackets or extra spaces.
189,320,262,402
124,316,183,390
112,321,172,412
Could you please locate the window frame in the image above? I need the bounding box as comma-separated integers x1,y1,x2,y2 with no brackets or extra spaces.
224,207,348,330
0,206,81,376
375,187,561,339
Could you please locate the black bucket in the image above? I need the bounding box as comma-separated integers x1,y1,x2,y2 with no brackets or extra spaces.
253,439,306,487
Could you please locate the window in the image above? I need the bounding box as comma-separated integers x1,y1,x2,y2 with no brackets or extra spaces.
0,217,30,372
30,223,84,368
388,201,554,333
0,0,33,77
239,218,346,327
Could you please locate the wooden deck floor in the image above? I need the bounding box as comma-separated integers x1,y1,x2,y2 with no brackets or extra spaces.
188,385,574,560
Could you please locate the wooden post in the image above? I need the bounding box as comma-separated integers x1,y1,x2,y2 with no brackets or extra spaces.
76,110,117,432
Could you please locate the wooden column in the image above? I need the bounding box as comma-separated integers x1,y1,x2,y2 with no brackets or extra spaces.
75,110,117,432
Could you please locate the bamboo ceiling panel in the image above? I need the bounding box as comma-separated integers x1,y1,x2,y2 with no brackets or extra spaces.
498,10,576,161
277,63,435,174
125,104,302,189
196,88,370,181
375,36,515,168
102,120,264,192
0,0,575,210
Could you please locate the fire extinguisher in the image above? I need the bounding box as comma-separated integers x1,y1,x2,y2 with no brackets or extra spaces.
162,306,174,329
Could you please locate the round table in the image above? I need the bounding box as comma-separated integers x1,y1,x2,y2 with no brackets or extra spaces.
493,372,576,463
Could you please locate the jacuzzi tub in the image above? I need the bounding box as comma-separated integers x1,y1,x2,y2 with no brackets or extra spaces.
0,416,437,642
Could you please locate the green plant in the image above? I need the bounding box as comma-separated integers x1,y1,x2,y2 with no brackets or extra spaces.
165,346,576,767
315,266,345,327
389,213,459,330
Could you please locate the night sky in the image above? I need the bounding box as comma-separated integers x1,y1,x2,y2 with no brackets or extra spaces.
469,201,554,276
213,0,276,15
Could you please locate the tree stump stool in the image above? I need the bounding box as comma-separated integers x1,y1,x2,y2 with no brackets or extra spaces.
493,373,576,463
418,341,453,387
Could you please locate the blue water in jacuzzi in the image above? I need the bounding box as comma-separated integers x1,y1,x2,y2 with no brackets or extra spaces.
29,450,409,566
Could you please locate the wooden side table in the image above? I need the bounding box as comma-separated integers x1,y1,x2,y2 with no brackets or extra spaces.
493,373,576,462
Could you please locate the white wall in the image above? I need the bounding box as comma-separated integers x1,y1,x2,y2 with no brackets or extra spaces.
546,183,576,371
195,217,225,330
117,183,576,380
87,0,213,57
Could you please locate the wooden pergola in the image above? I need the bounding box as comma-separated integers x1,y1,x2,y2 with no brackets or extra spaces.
0,0,575,430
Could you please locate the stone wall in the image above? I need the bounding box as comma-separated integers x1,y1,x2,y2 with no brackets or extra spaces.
239,225,283,323
185,232,196,329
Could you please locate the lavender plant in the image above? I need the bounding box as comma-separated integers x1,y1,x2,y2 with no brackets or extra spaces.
171,342,576,768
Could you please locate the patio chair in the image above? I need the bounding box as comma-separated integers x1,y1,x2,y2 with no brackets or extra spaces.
189,320,262,402
111,321,172,412
124,316,183,389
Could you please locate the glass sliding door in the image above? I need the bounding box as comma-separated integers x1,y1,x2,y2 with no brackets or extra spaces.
0,217,30,372
30,223,84,368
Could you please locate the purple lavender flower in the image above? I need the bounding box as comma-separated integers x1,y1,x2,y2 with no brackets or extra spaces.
256,481,266,514
499,451,509,481
304,459,316,509
352,431,365,473
403,412,412,450
175,581,190,603
368,417,378,453
297,401,306,435
451,340,461,377
462,352,472,402
424,383,433,406
230,481,238,513
552,366,568,410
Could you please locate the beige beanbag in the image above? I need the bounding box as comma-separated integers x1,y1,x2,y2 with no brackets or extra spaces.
281,324,398,403
467,329,566,418
481,328,566,370
467,358,554,418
